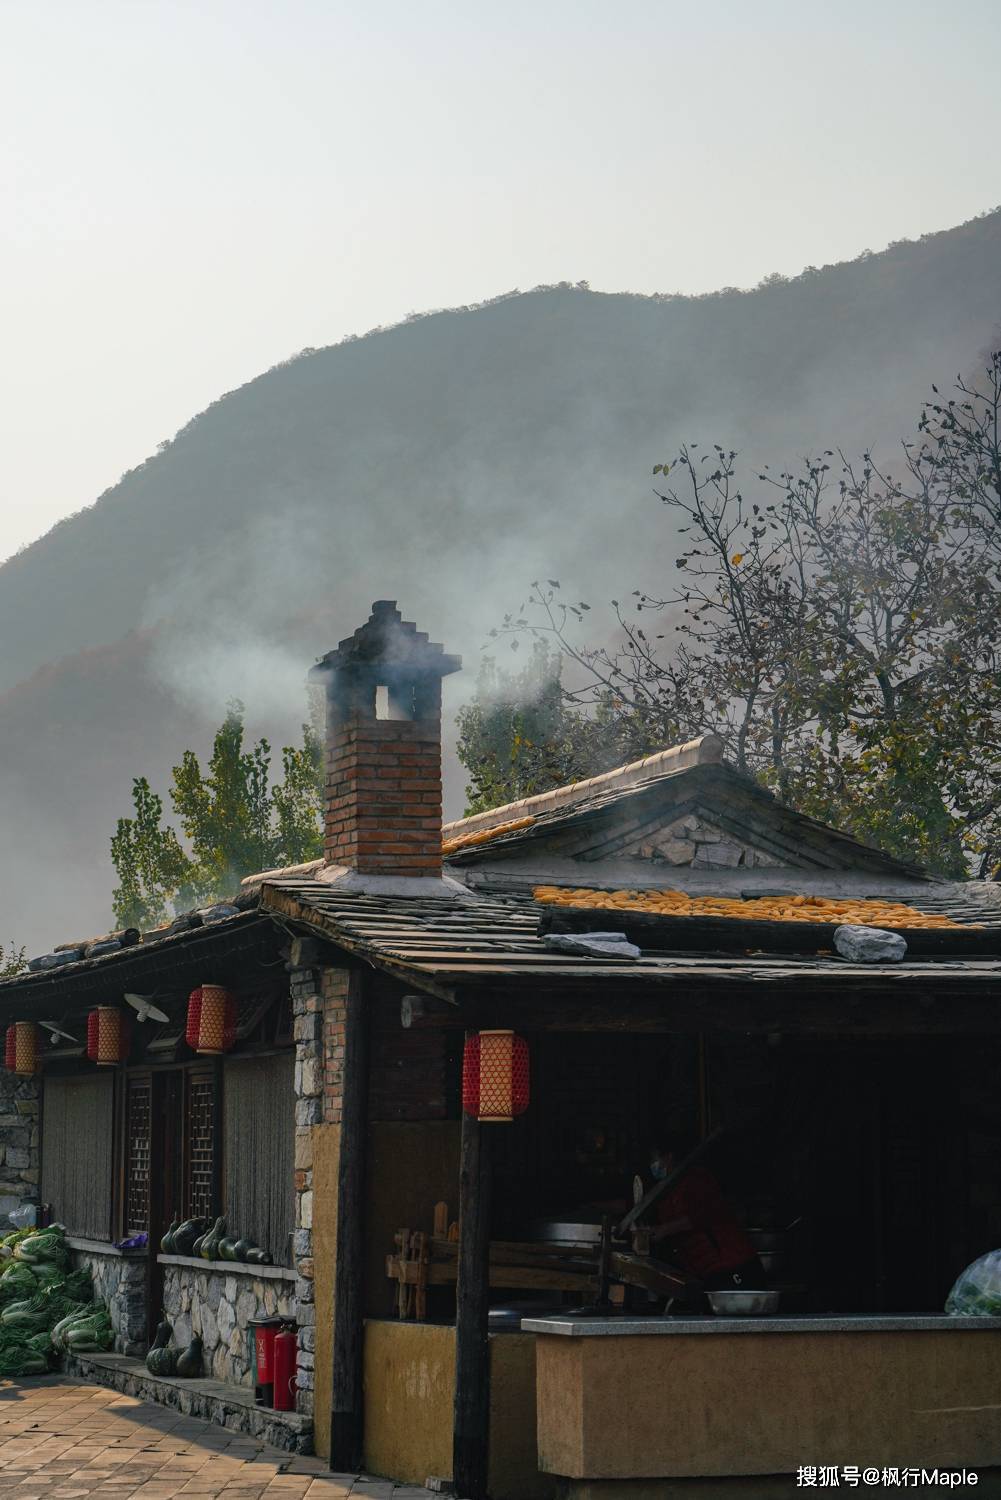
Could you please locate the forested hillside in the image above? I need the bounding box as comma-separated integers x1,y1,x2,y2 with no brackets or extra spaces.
2,209,1000,948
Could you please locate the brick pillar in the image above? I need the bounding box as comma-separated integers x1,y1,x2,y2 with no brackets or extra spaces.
324,693,445,877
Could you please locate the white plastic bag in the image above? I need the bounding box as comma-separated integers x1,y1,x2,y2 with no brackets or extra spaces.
7,1204,38,1230
945,1249,1001,1316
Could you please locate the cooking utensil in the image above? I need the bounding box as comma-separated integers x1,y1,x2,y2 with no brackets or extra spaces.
528,1219,603,1247
706,1289,781,1315
757,1250,784,1276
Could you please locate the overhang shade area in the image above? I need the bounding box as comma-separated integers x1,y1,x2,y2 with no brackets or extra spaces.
255,871,1001,1493
0,906,312,1450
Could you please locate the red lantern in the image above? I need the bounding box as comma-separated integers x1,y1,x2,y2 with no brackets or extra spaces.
86,1007,129,1066
4,1026,15,1071
185,988,203,1049
12,1022,40,1076
187,985,236,1055
462,1030,529,1123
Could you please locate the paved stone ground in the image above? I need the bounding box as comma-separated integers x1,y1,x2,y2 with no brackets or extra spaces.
0,1378,430,1498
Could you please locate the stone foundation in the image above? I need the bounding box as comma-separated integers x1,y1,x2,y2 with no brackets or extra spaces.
160,1255,296,1387
68,1239,148,1355
65,1350,313,1453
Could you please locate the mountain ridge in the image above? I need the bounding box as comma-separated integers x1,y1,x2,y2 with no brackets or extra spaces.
2,206,1000,949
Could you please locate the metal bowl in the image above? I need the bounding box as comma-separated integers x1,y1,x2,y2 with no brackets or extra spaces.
706,1289,782,1316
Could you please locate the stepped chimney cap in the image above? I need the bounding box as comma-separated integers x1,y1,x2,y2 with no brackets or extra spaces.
309,600,461,686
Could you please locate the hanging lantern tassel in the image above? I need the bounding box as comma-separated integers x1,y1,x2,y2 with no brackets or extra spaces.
86,1007,130,1066
462,1030,529,1123
12,1022,40,1076
189,984,237,1055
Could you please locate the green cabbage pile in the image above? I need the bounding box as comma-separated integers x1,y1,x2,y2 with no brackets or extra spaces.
0,1225,111,1376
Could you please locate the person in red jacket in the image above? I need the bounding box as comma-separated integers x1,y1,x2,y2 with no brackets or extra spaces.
648,1134,763,1290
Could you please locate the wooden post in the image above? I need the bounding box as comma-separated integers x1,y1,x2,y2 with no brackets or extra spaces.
453,1105,492,1500
329,970,369,1472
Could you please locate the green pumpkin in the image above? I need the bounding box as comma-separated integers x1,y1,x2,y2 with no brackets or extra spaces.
150,1313,171,1351
218,1237,238,1261
200,1216,226,1261
172,1218,206,1256
146,1344,178,1377
175,1334,204,1378
160,1216,180,1255
232,1239,252,1262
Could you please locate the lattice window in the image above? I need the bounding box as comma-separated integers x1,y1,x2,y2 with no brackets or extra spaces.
125,1077,152,1235
185,1070,218,1222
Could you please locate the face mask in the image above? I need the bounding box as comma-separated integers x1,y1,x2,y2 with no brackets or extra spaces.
650,1160,668,1181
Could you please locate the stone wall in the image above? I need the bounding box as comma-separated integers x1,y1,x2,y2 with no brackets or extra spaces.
629,813,784,870
69,1243,148,1355
161,1257,296,1386
0,1070,39,1224
290,962,327,1419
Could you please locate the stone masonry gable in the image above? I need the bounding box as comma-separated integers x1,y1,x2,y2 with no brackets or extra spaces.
623,813,786,871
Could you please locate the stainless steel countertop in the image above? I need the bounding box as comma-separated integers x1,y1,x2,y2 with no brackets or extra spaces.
521,1313,1001,1336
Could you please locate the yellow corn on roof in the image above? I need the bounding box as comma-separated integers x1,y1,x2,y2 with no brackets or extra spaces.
442,816,535,856
532,886,978,930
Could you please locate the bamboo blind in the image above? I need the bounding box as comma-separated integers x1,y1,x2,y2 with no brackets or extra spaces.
223,1053,295,1265
41,1074,114,1240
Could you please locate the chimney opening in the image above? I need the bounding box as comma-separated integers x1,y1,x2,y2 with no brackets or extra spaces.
375,683,416,721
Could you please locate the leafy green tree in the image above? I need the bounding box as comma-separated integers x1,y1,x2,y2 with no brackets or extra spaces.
456,642,586,814
455,640,686,815
111,779,190,929
111,701,323,928
473,356,1001,877
0,942,26,978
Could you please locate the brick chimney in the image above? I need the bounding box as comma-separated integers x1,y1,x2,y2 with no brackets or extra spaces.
309,602,461,879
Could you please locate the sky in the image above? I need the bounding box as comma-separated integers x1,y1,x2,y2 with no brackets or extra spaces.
1,0,999,566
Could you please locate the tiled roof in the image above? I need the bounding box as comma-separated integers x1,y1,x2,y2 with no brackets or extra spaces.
0,907,273,1008
258,876,1001,1003
440,759,929,878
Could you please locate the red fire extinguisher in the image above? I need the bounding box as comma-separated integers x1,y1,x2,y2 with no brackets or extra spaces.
250,1318,281,1407
273,1321,297,1412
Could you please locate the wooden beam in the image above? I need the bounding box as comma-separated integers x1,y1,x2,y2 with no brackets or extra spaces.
437,985,1001,1038
328,969,369,1473
453,1104,492,1500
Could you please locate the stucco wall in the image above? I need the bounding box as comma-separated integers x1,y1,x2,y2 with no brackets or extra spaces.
311,1119,340,1459
535,1329,1001,1479
363,1320,554,1500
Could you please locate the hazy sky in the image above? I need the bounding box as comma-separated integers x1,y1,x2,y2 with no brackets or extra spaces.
2,0,998,565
